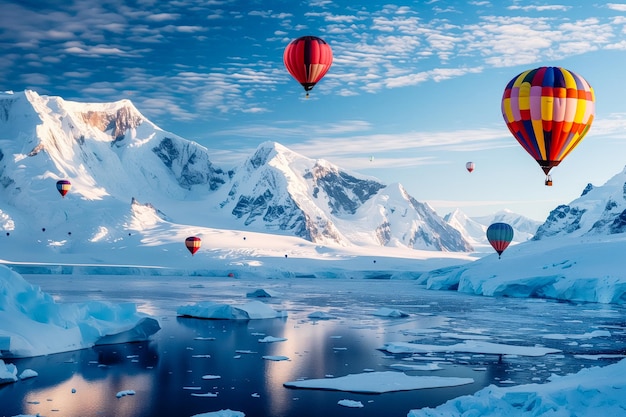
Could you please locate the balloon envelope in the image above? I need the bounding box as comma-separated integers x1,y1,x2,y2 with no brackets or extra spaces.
56,180,71,197
466,162,475,173
185,236,201,255
486,222,514,258
283,36,332,95
501,66,595,178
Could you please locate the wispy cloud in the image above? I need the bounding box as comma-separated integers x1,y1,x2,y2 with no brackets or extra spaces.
146,13,181,22
205,109,626,169
606,3,626,12
507,5,571,12
2,1,625,125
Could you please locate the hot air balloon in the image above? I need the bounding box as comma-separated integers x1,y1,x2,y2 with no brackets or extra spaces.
501,66,595,186
486,222,514,259
283,35,333,98
56,180,71,197
185,236,201,256
466,162,475,173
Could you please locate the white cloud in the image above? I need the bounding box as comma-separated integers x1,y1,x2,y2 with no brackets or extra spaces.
162,24,205,33
508,5,570,12
63,71,92,79
248,10,293,19
64,45,129,57
3,0,626,124
146,13,180,22
607,3,626,12
21,73,50,85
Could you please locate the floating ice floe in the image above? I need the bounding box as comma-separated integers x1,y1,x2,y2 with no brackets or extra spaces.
389,363,442,371
381,340,561,357
284,371,473,393
439,332,491,340
373,307,409,318
0,360,17,384
574,354,626,360
0,265,160,358
191,410,244,417
246,288,281,298
177,300,287,320
19,369,38,380
308,311,337,320
541,330,611,340
116,390,135,398
338,399,364,408
192,392,218,397
263,355,289,361
258,336,287,343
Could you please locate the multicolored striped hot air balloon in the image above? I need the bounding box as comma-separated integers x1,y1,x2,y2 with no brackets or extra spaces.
56,180,71,197
486,223,514,259
185,236,201,256
283,36,333,98
501,66,595,186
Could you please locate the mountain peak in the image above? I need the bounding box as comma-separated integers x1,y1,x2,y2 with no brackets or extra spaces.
534,167,626,239
0,90,473,253
248,141,286,168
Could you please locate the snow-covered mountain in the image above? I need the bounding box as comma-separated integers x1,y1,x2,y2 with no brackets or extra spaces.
0,90,471,259
533,167,626,240
444,209,541,250
215,141,471,250
419,168,626,305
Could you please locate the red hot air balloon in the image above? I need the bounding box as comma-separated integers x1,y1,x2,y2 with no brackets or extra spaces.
283,36,333,98
501,66,595,186
486,222,514,259
56,180,71,197
466,162,475,173
185,236,201,256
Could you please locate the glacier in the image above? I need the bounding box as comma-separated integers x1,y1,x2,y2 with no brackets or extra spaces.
0,265,160,358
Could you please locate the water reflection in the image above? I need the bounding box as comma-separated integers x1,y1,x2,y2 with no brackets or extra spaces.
4,277,626,417
7,343,158,417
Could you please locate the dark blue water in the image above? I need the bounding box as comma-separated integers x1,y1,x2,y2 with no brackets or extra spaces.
2,276,625,417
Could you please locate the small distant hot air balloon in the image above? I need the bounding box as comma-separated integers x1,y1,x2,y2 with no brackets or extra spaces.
185,236,201,256
56,180,72,197
466,162,475,173
283,35,333,98
501,66,595,186
486,223,514,259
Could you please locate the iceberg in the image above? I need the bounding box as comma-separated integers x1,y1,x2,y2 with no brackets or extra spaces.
246,288,280,298
408,358,626,417
177,300,286,320
0,265,160,358
0,360,17,384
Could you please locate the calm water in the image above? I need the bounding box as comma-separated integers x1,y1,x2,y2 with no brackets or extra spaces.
1,275,625,417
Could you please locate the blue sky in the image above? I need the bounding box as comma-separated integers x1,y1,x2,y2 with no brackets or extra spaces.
3,0,626,221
